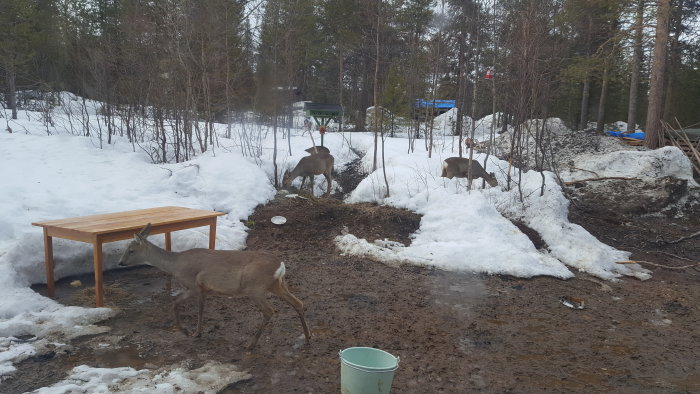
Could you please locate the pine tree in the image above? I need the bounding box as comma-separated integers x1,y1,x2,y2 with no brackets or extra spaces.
644,0,671,149
0,0,39,119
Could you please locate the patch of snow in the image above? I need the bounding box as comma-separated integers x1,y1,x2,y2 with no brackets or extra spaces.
29,361,250,394
561,145,699,186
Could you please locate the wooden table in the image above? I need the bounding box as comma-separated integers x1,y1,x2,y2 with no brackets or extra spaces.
32,206,226,307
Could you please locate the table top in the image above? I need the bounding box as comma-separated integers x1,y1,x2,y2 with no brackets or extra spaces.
32,206,225,236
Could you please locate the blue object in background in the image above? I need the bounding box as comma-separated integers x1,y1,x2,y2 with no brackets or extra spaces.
414,99,456,110
607,130,645,140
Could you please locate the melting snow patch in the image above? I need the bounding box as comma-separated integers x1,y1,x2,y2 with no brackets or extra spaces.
561,146,698,185
29,361,251,394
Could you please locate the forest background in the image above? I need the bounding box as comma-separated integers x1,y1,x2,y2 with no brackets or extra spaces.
1,0,699,162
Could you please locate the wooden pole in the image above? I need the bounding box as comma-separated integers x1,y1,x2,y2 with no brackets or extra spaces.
43,228,55,298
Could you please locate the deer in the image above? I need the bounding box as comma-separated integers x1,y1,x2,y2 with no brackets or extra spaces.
283,152,334,196
441,157,499,187
304,146,330,155
118,223,311,350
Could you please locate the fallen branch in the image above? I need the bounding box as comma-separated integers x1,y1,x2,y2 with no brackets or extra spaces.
617,260,700,270
568,166,600,177
664,121,700,174
647,250,695,262
657,230,700,245
564,176,638,185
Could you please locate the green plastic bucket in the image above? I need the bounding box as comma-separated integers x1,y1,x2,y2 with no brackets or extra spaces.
339,347,399,394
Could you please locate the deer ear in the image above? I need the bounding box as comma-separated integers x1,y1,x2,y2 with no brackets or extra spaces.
139,223,152,238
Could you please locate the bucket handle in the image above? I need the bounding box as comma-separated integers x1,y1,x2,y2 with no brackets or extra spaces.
338,350,400,373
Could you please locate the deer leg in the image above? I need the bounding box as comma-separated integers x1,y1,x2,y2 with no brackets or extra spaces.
191,292,206,337
272,280,312,344
323,172,332,196
299,176,306,190
172,289,195,335
309,175,315,193
247,294,275,350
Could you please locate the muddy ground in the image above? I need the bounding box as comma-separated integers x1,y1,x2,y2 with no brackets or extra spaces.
3,163,700,393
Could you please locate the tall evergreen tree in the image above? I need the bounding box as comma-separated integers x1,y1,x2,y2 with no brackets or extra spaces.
645,0,671,148
0,0,39,119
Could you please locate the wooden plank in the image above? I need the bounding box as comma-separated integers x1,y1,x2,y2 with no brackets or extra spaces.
76,213,219,234
666,133,700,174
42,226,95,243
33,207,224,235
622,137,643,146
32,207,173,226
33,206,219,228
32,206,210,226
97,217,217,243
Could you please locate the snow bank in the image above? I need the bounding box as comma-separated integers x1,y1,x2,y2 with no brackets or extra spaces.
431,109,507,141
345,133,652,281
30,361,250,394
341,188,574,278
560,145,699,186
492,171,649,281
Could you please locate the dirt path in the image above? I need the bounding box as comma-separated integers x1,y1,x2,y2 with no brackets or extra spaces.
3,170,700,393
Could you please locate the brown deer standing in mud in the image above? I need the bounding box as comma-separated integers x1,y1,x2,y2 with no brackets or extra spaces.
118,224,311,350
283,152,334,196
441,157,499,187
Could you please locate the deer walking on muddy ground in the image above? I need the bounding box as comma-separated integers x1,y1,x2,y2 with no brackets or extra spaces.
118,224,311,350
283,152,334,196
441,157,499,187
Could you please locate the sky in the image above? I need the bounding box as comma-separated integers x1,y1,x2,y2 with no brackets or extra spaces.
0,98,697,392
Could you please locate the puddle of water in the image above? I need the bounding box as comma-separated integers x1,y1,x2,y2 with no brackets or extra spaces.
68,344,158,370
446,281,487,298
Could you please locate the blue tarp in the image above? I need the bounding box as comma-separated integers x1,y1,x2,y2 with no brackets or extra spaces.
607,130,645,140
414,99,456,109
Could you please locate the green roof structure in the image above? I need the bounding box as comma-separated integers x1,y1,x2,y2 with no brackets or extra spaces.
304,102,343,126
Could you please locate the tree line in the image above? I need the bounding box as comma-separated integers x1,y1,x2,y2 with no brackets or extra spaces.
1,0,698,157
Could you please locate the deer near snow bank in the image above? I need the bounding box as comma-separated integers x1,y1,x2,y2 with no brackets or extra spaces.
283,152,334,196
441,157,498,187
118,224,311,350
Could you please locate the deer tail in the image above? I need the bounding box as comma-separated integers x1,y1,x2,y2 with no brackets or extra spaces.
274,262,286,280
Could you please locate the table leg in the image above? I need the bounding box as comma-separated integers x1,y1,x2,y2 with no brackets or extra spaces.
93,240,104,307
43,228,55,298
209,220,217,249
164,232,173,294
